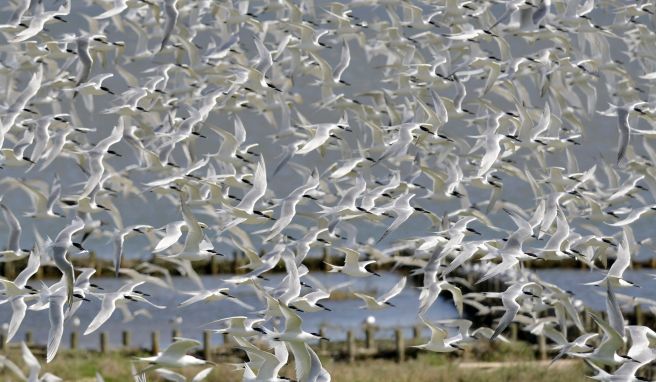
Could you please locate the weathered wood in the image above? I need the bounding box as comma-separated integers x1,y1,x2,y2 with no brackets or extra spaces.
172,329,181,340
222,333,230,346
413,324,422,344
210,256,220,275
203,330,212,361
100,332,109,353
151,331,160,355
25,331,33,345
635,305,644,326
538,334,547,361
347,330,356,363
122,331,131,348
510,323,519,342
70,331,79,350
365,324,376,350
395,328,405,363
322,248,330,272
1,334,7,351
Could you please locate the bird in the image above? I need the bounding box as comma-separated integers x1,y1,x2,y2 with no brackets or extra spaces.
136,337,213,373
353,276,406,310
84,281,164,335
324,247,380,277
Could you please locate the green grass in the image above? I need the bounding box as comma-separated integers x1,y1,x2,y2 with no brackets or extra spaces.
0,344,589,382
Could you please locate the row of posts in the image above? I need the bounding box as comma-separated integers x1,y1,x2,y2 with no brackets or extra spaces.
0,329,217,360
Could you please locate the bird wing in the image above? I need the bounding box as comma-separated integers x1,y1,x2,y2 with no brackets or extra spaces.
84,293,119,335
235,157,267,212
379,276,407,303
154,221,184,253
47,293,66,363
617,108,630,163
161,338,201,358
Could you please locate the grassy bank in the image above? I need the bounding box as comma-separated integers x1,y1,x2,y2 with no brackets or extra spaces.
0,348,587,382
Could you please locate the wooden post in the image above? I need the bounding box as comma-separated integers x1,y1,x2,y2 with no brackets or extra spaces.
232,251,240,274
122,331,131,349
172,329,181,340
322,248,330,272
203,330,212,361
100,332,109,353
538,334,547,361
210,255,220,275
584,311,593,332
1,334,7,351
25,331,33,345
395,328,405,363
319,327,328,354
365,325,376,350
347,330,356,363
511,323,519,342
635,305,644,326
70,331,79,350
151,331,160,355
222,333,230,346
413,324,422,344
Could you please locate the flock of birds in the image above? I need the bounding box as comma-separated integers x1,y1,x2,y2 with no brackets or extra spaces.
1,0,656,381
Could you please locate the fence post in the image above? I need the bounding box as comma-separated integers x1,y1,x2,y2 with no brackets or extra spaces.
25,331,33,345
319,327,328,354
322,248,330,271
100,332,109,353
538,334,547,361
413,324,422,344
635,305,644,326
222,333,230,346
365,324,376,350
70,331,79,350
122,331,131,349
151,331,160,355
347,330,356,363
511,323,519,342
395,328,405,363
203,330,212,361
172,329,181,340
0,334,6,351
210,256,220,275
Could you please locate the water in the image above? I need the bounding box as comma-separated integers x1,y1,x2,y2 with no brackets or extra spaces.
536,268,655,311
0,272,457,349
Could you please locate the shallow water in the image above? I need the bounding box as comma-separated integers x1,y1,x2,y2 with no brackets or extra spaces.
0,272,457,349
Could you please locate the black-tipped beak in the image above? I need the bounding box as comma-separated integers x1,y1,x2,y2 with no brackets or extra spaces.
466,227,481,235
372,271,381,277
73,293,90,302
253,327,266,334
90,283,104,290
385,301,396,307
72,242,85,250
133,290,150,297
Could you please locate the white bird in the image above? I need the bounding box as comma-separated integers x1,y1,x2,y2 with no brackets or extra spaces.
84,281,164,335
586,231,638,287
136,337,213,373
486,282,542,341
412,317,464,353
325,247,380,277
159,0,179,52
49,217,86,308
353,276,406,310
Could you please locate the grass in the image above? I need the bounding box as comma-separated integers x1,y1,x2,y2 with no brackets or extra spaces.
0,343,589,382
